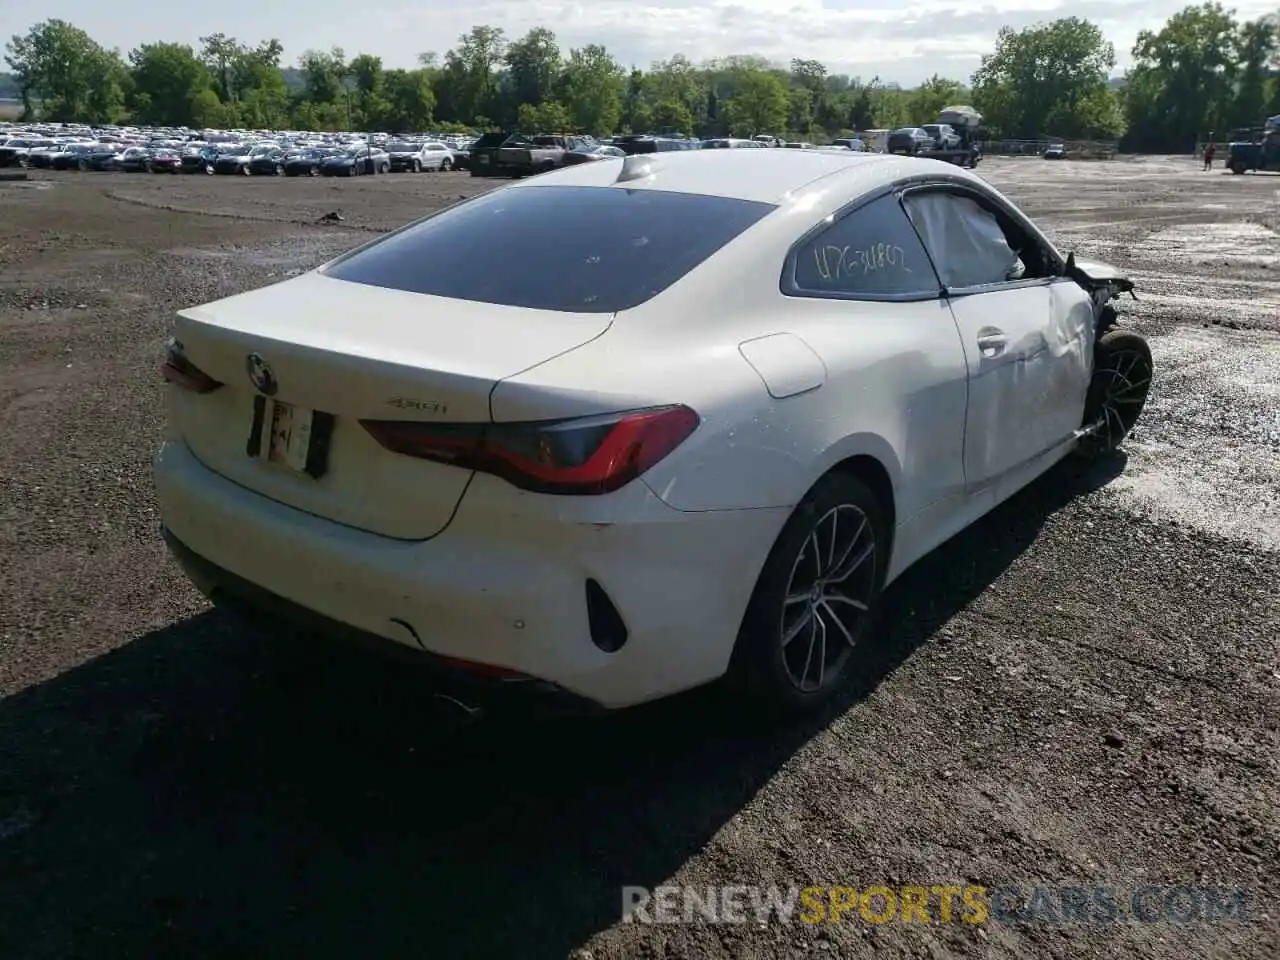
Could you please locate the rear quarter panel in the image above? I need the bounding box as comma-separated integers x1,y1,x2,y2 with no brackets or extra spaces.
492,183,968,520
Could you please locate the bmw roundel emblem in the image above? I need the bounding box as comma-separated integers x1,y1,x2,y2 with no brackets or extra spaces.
245,353,278,396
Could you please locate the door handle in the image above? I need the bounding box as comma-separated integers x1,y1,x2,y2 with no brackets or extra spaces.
976,327,1007,359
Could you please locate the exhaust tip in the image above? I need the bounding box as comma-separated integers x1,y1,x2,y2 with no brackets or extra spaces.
585,578,628,653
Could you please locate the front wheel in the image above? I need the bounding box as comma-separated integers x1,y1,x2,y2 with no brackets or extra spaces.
1075,329,1153,459
441,158,452,171
729,473,887,715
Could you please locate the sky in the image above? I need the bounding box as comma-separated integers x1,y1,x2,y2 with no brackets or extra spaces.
4,0,1279,87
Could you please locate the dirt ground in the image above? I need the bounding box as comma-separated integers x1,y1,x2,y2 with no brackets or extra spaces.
0,159,1277,959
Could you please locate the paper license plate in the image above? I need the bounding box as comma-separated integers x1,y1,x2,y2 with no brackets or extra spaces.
267,400,314,473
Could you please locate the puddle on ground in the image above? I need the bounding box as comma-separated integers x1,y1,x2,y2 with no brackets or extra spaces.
163,237,348,273
1135,222,1280,268
1109,324,1280,551
0,180,54,190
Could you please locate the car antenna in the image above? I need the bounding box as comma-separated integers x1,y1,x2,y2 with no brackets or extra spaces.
616,154,659,183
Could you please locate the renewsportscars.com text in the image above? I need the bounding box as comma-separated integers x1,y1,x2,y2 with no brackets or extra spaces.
621,884,1250,926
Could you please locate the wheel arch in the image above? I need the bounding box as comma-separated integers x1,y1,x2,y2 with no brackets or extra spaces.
724,447,900,699
827,454,897,554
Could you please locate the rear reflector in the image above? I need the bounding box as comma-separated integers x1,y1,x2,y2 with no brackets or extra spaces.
160,337,223,394
360,404,699,495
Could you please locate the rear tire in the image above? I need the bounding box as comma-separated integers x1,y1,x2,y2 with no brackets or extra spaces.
729,472,888,716
1075,329,1153,459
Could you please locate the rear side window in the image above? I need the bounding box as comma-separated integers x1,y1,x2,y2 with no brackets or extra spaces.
786,193,940,299
323,185,776,313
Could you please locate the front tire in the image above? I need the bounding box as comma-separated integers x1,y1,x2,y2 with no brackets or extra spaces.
441,158,452,171
1075,329,1153,459
730,473,887,715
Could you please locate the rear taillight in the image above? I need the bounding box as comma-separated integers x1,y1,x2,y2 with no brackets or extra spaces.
360,405,700,495
160,337,223,394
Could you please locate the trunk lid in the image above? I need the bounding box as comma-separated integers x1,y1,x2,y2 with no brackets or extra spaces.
170,271,612,540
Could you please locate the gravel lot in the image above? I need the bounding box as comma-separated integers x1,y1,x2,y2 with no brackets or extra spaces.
1,159,1277,959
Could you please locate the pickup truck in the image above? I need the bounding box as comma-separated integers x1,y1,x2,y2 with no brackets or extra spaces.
1227,123,1280,174
490,134,594,177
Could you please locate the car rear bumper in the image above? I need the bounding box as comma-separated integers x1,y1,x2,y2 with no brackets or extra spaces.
154,439,788,709
161,526,601,715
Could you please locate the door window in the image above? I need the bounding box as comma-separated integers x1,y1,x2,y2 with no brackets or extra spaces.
786,193,941,299
902,190,1057,288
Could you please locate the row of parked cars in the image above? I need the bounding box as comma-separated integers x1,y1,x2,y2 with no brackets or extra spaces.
1,119,920,185
466,131,877,178
0,123,477,178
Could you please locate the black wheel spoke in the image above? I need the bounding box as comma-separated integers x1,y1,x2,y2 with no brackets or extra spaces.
780,503,876,693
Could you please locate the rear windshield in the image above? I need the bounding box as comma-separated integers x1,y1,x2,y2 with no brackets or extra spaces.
323,184,776,313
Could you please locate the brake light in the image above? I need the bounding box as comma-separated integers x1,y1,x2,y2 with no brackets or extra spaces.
160,337,223,393
360,405,700,495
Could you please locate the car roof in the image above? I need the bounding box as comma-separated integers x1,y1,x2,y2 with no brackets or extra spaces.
506,148,928,205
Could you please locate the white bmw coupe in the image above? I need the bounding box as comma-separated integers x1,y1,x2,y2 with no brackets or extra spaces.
154,149,1151,716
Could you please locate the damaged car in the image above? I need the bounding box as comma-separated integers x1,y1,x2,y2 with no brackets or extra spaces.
153,151,1151,721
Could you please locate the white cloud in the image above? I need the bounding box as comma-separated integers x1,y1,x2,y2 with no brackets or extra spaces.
375,0,1280,84
5,0,1279,86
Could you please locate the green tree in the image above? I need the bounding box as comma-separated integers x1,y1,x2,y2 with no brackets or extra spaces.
971,17,1118,138
442,25,506,123
505,27,561,108
298,46,347,106
911,74,967,120
5,19,126,122
621,68,649,132
724,69,788,136
128,42,211,126
199,33,242,103
382,69,435,132
1124,3,1243,150
1233,17,1276,122
646,55,707,130
517,99,572,132
234,40,289,128
651,99,693,134
560,44,625,133
789,57,831,132
347,53,388,128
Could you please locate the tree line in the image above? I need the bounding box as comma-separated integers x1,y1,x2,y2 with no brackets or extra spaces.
4,4,1279,150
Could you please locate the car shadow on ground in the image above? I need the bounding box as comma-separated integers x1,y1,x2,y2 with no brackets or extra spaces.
0,454,1125,959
